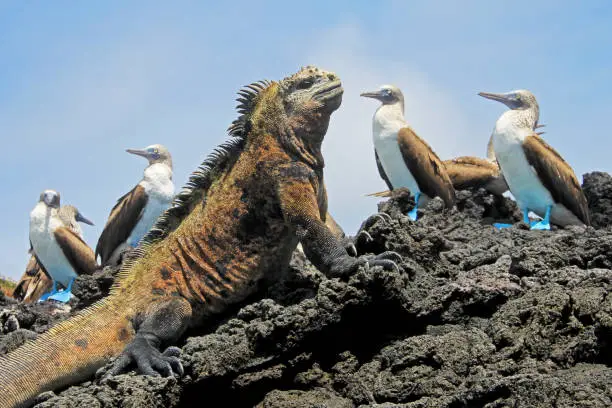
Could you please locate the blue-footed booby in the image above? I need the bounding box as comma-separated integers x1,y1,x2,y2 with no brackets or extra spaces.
15,205,94,303
479,89,590,230
29,190,98,303
95,144,174,266
360,85,455,220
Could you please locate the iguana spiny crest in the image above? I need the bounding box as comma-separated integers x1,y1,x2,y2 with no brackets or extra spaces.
142,65,343,245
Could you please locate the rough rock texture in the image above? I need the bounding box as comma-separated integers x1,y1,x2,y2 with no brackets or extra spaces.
1,171,611,407
583,171,612,229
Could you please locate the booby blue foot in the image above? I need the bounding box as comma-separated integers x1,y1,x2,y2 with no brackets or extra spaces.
407,192,420,221
38,280,58,302
493,223,513,229
48,278,75,303
523,208,531,224
529,205,552,231
530,220,550,230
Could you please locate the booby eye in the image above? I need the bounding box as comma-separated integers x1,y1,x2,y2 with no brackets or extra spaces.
515,94,521,101
382,89,392,97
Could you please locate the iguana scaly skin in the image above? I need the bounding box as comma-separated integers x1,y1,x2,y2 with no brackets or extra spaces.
0,66,399,408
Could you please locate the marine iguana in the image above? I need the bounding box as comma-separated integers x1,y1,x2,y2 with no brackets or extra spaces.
0,65,400,408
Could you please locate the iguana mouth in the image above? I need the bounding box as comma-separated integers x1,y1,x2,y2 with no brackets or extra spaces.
314,80,343,108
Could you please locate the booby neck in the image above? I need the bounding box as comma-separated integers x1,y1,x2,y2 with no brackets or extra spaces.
140,162,174,198
493,106,539,138
373,102,407,137
30,202,58,225
143,162,172,181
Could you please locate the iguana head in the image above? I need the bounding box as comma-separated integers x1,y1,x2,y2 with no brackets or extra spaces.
229,65,343,166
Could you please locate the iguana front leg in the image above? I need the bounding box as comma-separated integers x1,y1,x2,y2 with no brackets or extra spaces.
102,297,192,379
324,211,357,257
279,172,400,277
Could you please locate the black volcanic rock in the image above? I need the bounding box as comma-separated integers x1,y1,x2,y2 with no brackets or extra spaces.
583,171,612,229
1,171,611,408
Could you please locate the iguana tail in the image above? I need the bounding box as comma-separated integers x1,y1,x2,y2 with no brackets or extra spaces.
0,298,134,408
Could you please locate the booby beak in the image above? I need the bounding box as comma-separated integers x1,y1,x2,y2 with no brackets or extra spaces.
126,148,149,159
478,92,512,103
360,90,383,100
75,212,94,226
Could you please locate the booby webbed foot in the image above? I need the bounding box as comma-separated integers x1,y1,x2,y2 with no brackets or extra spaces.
38,280,58,302
48,277,75,303
530,220,551,230
522,208,531,225
102,337,184,381
407,207,418,221
493,223,513,229
529,205,552,231
406,192,420,221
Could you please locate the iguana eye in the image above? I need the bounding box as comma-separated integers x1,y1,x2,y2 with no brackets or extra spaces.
297,79,314,90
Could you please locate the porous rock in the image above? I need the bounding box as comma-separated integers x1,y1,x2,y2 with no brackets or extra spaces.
1,171,610,407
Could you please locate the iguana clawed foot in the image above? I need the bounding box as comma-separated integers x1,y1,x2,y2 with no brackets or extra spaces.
101,337,183,381
329,250,402,277
354,212,393,248
364,251,402,272
340,236,358,257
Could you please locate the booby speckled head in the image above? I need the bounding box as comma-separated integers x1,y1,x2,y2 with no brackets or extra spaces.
126,144,172,168
59,205,94,226
39,189,60,209
360,84,405,113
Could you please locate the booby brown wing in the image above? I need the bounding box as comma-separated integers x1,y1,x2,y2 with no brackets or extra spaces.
13,256,53,303
397,127,455,208
12,255,39,301
522,134,590,225
54,227,98,275
95,184,148,264
374,149,393,190
443,156,500,190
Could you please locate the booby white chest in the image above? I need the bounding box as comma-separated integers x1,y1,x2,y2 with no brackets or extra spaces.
492,114,554,215
127,163,174,247
372,107,420,195
29,204,76,287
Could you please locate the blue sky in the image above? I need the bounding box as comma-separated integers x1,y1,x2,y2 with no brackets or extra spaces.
1,1,611,280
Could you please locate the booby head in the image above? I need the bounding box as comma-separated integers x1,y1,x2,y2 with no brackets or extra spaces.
360,85,405,112
60,205,94,226
478,89,538,111
38,190,60,209
126,144,172,168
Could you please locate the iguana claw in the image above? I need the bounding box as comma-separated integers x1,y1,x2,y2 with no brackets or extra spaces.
366,251,402,272
355,230,373,244
101,337,183,381
340,237,358,257
353,213,393,251
359,213,392,231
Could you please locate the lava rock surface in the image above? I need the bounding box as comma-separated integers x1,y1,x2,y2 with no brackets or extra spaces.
1,171,611,407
